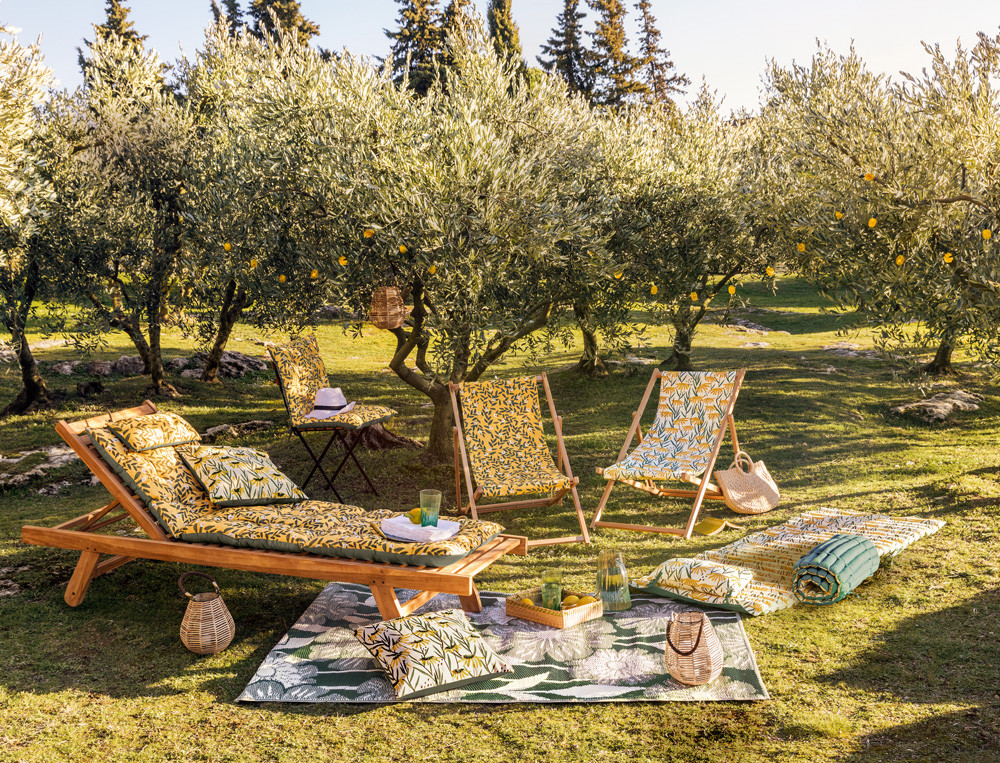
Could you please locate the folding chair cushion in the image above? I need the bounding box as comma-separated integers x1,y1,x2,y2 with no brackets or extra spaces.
89,424,502,567
269,335,395,430
460,377,570,500
106,411,201,451
601,371,740,481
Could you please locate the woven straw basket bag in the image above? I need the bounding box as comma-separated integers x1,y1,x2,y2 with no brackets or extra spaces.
664,611,724,686
179,572,236,655
714,450,780,515
369,286,408,329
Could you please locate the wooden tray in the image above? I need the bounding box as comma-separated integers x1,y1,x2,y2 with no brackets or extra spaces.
505,587,603,629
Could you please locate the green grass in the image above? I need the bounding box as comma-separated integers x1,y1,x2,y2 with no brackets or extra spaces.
1,278,998,762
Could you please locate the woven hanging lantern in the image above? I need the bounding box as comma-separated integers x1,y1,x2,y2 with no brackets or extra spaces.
369,286,408,329
179,572,236,655
664,611,723,686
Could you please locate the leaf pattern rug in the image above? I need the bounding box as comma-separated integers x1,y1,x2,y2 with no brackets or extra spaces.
237,583,769,703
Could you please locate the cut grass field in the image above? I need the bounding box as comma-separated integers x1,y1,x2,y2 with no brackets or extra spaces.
1,278,998,762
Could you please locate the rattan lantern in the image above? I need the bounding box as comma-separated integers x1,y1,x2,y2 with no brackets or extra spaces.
664,611,723,686
179,572,235,655
369,286,408,329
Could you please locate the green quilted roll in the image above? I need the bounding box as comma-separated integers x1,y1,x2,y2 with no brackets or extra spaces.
792,533,880,605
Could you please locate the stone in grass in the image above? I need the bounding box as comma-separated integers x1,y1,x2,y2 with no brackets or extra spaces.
166,357,191,371
891,390,984,423
51,360,82,375
202,420,275,443
179,369,202,379
741,342,771,349
113,355,146,375
87,360,113,376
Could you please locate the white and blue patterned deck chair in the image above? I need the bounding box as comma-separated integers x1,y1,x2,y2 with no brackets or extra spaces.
591,369,746,539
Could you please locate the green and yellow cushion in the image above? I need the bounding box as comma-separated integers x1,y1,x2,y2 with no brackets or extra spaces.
602,371,740,482
460,377,569,499
106,411,201,452
636,557,754,601
90,420,502,567
268,335,396,431
356,609,512,699
178,445,307,508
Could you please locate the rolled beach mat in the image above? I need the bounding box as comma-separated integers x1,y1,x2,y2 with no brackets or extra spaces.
792,533,880,605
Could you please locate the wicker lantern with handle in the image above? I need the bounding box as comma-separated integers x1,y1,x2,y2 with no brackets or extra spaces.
664,611,724,686
179,572,236,655
369,286,408,329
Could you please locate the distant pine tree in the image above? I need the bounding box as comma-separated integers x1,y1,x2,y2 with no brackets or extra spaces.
439,0,472,70
248,0,319,46
78,0,147,76
537,0,593,98
385,0,442,95
586,0,646,107
211,0,245,37
487,0,526,74
633,0,688,105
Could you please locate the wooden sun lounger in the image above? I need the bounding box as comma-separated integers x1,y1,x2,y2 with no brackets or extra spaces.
20,401,527,621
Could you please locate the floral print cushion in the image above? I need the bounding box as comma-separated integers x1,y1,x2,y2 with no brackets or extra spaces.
602,371,739,482
269,335,396,431
355,609,512,699
89,421,503,567
106,412,201,452
179,445,307,508
460,377,569,499
637,557,754,600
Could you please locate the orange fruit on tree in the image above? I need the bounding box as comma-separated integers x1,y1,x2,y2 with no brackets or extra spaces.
690,291,698,301
278,274,286,283
338,255,347,266
613,270,623,279
728,284,736,295
944,252,954,263
363,229,374,239
766,266,775,277
835,211,843,220
249,258,257,269
399,244,407,254
864,172,875,181
650,284,658,295
223,242,232,252
895,255,904,266
428,265,437,274
310,269,318,279
868,217,877,228
984,229,992,240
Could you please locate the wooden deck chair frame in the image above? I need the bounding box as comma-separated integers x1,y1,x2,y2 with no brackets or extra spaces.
270,360,378,503
450,373,591,549
590,368,746,540
20,401,526,621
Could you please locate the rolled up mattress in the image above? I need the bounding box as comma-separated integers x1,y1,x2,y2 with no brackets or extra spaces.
792,533,880,605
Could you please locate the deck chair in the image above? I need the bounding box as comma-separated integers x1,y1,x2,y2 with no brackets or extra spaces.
450,374,590,549
591,369,746,539
268,335,396,502
20,401,526,620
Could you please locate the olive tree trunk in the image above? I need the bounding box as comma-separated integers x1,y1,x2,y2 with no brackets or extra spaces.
201,279,249,383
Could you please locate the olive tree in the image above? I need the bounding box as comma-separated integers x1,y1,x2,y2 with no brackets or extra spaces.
0,24,54,414
765,37,1000,374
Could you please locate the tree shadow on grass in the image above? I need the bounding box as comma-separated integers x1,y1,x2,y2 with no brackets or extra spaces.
840,709,1000,762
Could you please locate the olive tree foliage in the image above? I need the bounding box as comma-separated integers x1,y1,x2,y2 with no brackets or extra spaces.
603,89,774,370
229,23,616,459
42,33,198,396
763,37,1000,375
0,24,54,414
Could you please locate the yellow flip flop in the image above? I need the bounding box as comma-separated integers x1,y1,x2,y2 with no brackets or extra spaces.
693,516,745,536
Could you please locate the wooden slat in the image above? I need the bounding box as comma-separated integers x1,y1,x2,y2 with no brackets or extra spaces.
592,520,687,536
94,554,134,577
397,589,438,617
21,525,524,596
525,535,588,547
54,500,121,530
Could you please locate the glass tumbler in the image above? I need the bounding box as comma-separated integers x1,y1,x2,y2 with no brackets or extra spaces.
540,568,562,610
419,489,442,527
597,550,631,611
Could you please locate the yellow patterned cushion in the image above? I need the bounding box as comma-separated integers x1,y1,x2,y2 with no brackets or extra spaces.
602,371,739,481
642,557,753,599
460,377,569,499
356,609,512,699
178,445,307,508
268,335,396,431
90,425,503,567
106,412,200,452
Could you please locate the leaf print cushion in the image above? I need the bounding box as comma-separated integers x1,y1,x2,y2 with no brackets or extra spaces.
355,609,512,699
179,445,307,508
642,557,754,599
107,412,201,452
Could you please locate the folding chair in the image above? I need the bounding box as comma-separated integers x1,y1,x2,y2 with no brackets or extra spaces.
591,369,746,539
450,374,591,549
268,335,396,502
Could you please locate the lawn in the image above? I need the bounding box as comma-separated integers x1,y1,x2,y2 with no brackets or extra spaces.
1,278,997,762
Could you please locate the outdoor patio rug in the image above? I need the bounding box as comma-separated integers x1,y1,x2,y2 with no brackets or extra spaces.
237,582,769,703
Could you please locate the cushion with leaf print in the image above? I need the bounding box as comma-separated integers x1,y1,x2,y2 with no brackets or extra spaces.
355,609,511,699
641,557,754,599
179,445,307,508
107,412,201,452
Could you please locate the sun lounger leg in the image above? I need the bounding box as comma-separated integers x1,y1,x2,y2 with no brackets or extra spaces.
65,549,101,607
458,584,482,613
369,581,405,620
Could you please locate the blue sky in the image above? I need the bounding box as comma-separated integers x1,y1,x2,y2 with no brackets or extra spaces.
1,0,997,112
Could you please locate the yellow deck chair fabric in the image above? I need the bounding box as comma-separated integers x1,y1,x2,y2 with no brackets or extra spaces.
602,370,740,481
460,377,570,500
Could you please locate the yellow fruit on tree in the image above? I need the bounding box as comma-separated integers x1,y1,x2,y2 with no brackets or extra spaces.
868,217,877,228
797,242,805,252
728,284,736,295
984,229,992,240
278,274,286,283
249,258,257,269
363,229,374,238
428,265,437,274
338,255,347,266
690,291,698,301
895,255,904,266
650,284,658,295
399,244,407,254
223,242,232,252
864,172,875,181
944,252,954,263
766,266,775,277
613,271,623,279
835,211,843,220
310,269,318,279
